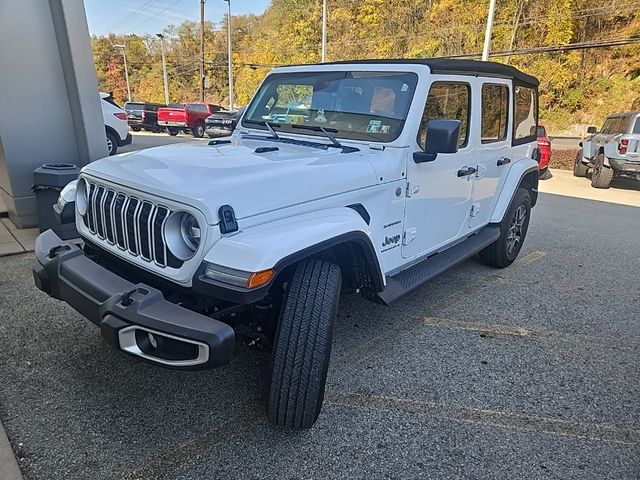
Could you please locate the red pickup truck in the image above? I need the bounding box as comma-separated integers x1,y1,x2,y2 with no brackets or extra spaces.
157,102,220,138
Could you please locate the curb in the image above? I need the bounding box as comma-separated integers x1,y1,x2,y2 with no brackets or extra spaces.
0,420,24,480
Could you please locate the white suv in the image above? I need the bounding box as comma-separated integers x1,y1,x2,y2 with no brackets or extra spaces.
100,92,131,155
34,60,540,429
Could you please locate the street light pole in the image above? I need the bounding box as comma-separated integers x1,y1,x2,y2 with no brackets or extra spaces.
482,0,497,61
199,0,206,102
156,33,170,105
224,0,234,110
321,0,327,62
114,44,131,101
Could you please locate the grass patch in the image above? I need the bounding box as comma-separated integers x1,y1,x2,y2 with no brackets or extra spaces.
551,148,580,171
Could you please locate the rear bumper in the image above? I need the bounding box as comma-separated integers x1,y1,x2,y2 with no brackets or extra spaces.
610,158,640,173
118,133,132,146
158,121,187,128
33,230,235,369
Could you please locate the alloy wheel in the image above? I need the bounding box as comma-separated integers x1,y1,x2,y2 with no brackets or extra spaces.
506,205,527,256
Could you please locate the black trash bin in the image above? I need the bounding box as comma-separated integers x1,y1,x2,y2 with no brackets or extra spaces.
33,163,79,240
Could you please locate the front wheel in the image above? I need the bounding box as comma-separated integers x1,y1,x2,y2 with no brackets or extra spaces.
479,188,532,268
573,150,588,177
268,259,342,429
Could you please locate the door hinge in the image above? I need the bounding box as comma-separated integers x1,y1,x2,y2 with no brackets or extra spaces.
406,183,420,197
470,203,481,217
403,227,417,245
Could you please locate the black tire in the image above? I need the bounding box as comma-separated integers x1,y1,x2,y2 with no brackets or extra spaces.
152,122,162,133
168,127,179,136
573,150,588,177
131,126,141,132
106,131,118,156
591,153,613,189
268,259,342,429
192,122,205,138
479,188,532,268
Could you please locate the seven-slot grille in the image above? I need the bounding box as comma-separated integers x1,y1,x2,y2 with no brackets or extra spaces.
83,181,180,267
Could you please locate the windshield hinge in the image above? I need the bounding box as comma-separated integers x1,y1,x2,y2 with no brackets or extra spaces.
406,183,420,197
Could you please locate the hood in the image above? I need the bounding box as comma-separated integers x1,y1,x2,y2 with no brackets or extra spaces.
82,138,382,224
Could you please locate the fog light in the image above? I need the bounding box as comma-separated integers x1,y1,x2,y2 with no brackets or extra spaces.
148,332,158,349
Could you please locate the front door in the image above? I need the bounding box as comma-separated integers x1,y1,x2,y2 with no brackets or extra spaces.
402,78,476,259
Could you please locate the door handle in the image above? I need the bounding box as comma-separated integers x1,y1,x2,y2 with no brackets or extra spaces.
457,166,477,177
497,157,511,166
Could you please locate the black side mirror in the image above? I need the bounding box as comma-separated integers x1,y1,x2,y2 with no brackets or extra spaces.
587,126,597,135
414,119,461,163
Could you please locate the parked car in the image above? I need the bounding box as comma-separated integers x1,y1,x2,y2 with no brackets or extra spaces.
536,124,552,179
574,111,640,188
205,107,245,138
35,59,540,430
124,101,165,133
157,102,220,137
100,92,131,156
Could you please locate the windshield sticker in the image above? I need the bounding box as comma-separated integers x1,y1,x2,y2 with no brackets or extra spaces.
314,109,327,123
367,120,382,133
380,125,390,134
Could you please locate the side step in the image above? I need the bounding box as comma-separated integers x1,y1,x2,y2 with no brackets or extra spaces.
378,226,500,305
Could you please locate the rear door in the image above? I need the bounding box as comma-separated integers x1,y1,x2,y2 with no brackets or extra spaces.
469,80,511,229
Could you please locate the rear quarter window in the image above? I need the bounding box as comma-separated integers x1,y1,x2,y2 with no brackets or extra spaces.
633,117,640,134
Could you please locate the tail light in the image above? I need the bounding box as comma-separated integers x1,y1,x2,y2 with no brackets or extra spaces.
538,140,551,147
141,111,146,119
114,112,127,121
619,139,629,154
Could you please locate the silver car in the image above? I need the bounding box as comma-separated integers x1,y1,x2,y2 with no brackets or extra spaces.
574,111,640,188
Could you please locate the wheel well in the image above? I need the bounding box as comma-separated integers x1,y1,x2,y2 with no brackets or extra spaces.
105,125,119,141
519,169,539,207
273,236,384,296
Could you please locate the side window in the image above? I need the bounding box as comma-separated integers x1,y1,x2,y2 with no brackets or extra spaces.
481,84,509,143
418,82,469,150
514,86,537,140
633,118,640,134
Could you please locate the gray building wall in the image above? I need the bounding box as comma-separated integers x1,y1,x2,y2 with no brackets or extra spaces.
0,0,107,228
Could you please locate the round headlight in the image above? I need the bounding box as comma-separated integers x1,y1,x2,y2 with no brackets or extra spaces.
76,178,89,216
164,211,201,261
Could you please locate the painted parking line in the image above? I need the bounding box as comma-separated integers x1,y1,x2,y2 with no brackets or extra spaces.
326,392,640,446
334,250,548,368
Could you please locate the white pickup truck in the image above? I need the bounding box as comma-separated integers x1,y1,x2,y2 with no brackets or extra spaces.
34,59,540,429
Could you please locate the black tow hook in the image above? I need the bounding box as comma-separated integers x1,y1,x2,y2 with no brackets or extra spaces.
48,245,71,258
120,287,149,306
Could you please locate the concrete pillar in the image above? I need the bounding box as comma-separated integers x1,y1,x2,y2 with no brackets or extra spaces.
0,0,107,228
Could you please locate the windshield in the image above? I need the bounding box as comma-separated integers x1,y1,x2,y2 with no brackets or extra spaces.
242,71,418,142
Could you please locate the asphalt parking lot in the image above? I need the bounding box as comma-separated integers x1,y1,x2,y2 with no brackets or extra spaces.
1,190,639,480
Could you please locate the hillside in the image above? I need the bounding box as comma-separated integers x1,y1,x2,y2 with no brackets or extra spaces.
91,0,640,134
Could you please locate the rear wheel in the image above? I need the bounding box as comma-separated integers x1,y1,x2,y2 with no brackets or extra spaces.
573,150,588,177
106,131,118,156
479,188,531,268
267,259,341,429
192,122,205,138
591,153,613,189
168,127,179,136
131,126,141,132
152,122,162,133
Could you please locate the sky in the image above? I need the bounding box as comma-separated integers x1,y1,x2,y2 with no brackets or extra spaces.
84,0,271,36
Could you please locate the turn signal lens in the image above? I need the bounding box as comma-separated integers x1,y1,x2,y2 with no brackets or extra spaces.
247,269,275,289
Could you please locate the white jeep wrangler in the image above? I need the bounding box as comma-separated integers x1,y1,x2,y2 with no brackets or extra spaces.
34,59,540,429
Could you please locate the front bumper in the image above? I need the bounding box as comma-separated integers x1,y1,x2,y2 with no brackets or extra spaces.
33,230,235,369
205,125,233,137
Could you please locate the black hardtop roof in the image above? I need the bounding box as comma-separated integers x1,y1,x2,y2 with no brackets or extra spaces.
320,58,539,87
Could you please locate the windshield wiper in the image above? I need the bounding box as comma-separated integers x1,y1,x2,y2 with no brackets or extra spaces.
243,119,280,139
291,124,358,153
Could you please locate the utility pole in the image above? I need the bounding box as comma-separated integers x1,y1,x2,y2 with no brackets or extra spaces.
114,44,131,101
156,33,170,104
199,0,206,101
482,0,497,61
224,0,234,110
321,0,327,62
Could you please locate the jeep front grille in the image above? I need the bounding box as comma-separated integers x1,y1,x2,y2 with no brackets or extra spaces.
83,182,181,268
